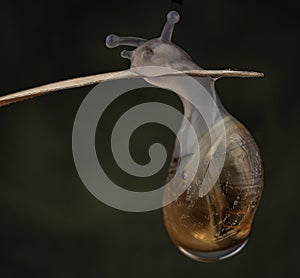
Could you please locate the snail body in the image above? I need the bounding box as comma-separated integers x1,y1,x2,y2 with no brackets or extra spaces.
106,10,264,262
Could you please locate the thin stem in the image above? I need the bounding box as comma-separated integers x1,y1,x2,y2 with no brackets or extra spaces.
0,69,264,107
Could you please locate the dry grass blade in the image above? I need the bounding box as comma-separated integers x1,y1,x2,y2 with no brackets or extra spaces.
0,69,264,107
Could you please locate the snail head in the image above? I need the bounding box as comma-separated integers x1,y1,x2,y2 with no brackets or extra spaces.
105,11,194,70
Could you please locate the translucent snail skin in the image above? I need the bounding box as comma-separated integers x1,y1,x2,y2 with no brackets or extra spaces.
106,10,263,262
0,10,264,263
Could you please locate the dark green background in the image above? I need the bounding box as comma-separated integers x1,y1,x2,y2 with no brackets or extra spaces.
0,0,299,277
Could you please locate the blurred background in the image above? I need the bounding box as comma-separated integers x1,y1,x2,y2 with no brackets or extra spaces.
0,0,299,277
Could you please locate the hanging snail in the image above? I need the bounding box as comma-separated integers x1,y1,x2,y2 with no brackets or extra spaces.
0,10,264,262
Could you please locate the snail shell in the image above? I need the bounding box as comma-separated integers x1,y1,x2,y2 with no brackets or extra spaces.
164,115,263,262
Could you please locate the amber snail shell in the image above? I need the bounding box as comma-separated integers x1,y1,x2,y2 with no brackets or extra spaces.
163,114,263,262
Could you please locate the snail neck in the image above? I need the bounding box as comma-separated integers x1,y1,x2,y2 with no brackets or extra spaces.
173,78,224,159
143,68,224,158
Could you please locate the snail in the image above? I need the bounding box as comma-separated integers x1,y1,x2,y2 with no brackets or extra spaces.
0,10,264,262
105,10,264,262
